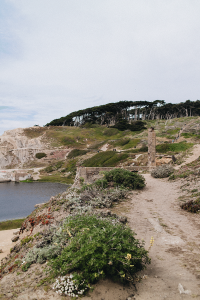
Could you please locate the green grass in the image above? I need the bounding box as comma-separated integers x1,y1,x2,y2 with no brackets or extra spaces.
68,149,88,159
44,126,128,148
111,138,140,149
181,133,200,139
0,219,25,231
82,151,128,167
37,174,73,184
156,141,193,153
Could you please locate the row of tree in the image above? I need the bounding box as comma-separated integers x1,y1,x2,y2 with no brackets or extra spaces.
46,99,200,128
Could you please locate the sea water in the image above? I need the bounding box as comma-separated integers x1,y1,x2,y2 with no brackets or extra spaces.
0,182,69,221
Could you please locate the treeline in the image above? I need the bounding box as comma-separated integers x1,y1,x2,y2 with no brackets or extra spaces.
46,99,200,129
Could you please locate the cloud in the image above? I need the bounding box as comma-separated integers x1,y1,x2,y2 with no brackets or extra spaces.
0,0,200,134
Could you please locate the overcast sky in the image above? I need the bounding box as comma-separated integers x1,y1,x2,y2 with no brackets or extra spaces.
0,0,200,134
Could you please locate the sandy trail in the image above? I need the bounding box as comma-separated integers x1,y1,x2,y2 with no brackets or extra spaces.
0,229,19,262
119,174,200,299
175,144,200,169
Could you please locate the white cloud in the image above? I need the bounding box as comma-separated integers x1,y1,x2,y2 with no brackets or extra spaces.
0,0,200,134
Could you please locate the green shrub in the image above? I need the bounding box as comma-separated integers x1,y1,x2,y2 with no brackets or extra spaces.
68,149,88,159
50,214,150,286
151,165,174,178
103,168,145,189
55,161,64,170
35,152,47,159
21,236,33,246
44,166,54,173
82,151,128,167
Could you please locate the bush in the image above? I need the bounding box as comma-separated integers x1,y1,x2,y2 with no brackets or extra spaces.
68,149,87,159
103,168,145,189
181,199,200,213
50,214,150,287
82,151,128,167
35,152,47,159
151,165,174,178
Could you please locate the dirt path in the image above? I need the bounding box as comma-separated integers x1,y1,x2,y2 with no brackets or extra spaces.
118,174,200,299
175,144,200,169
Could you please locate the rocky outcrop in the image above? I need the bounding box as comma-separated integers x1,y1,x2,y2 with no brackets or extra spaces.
0,128,44,168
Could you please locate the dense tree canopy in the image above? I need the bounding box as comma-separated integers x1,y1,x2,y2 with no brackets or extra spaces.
46,99,200,130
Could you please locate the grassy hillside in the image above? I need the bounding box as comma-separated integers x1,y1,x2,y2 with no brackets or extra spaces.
22,117,200,183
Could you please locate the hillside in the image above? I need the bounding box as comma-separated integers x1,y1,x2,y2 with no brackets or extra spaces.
0,116,199,183
1,116,200,299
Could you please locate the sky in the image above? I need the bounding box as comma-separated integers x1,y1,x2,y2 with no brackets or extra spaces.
0,0,200,134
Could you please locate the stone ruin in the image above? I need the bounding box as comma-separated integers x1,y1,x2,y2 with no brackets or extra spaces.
148,127,156,169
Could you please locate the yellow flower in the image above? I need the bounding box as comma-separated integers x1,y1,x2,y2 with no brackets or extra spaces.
67,229,72,237
125,253,132,260
121,274,125,278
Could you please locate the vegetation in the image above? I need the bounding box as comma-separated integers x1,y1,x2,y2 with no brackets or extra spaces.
0,219,25,231
181,132,200,139
99,168,146,190
35,152,47,159
111,138,140,150
23,127,46,138
156,142,193,153
39,159,77,184
151,165,174,178
50,214,150,292
82,151,128,167
68,149,88,159
181,199,200,213
46,99,200,128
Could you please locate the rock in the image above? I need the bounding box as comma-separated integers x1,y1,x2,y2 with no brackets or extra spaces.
13,231,20,235
10,243,21,253
11,236,19,242
119,216,127,223
0,249,3,253
34,203,45,208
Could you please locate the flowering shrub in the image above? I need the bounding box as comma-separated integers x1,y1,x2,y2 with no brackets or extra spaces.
52,274,87,297
50,214,150,291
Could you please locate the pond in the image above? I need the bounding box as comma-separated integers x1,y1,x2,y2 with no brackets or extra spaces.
0,182,69,221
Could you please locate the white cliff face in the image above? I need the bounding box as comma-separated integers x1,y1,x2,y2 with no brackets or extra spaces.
0,128,44,169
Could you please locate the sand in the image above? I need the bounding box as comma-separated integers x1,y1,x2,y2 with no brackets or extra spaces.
0,228,19,262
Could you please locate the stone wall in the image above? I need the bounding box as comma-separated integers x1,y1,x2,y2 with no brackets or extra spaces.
74,166,149,186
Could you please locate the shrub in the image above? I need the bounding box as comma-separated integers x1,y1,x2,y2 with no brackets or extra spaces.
103,168,145,189
151,165,174,178
35,152,47,159
68,149,87,159
50,214,150,287
82,151,128,167
44,166,54,173
181,199,200,213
